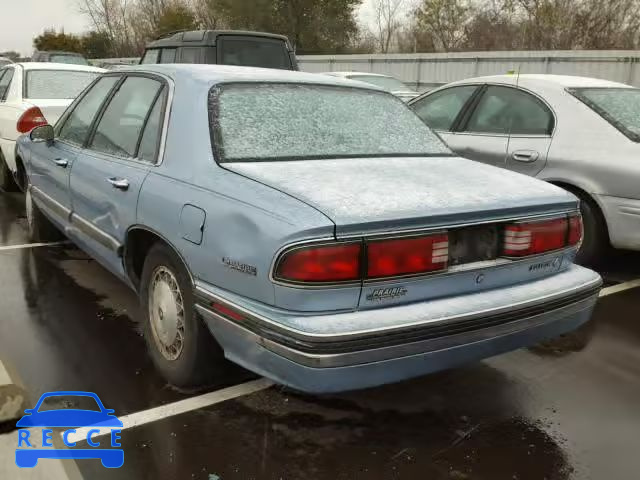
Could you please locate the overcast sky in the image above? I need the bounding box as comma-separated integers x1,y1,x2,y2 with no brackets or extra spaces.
1,0,386,57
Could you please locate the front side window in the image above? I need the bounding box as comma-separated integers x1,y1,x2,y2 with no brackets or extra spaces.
57,76,120,145
0,68,14,101
412,85,478,131
465,86,553,135
141,49,160,64
210,83,451,163
25,70,99,99
89,76,163,158
568,87,640,142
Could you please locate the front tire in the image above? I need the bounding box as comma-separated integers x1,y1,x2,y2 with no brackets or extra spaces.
25,184,63,242
140,243,226,387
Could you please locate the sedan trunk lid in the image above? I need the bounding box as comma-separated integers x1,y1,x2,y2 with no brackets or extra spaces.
26,99,73,126
226,156,578,237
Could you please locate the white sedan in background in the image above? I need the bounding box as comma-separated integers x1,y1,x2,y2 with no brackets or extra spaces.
0,62,104,191
323,72,419,101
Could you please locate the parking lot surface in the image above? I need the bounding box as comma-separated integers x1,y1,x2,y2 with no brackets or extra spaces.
1,191,639,479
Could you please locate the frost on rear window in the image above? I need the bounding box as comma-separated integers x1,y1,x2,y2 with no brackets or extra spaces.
26,70,99,99
209,83,450,162
569,87,640,142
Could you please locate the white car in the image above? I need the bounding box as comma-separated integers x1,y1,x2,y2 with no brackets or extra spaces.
323,72,419,101
0,62,104,190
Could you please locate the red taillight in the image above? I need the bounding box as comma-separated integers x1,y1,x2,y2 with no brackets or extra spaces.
568,214,583,246
17,107,48,133
275,243,361,283
504,217,570,256
367,234,448,278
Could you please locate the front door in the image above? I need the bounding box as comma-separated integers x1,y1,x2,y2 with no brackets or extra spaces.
68,75,167,276
29,75,121,220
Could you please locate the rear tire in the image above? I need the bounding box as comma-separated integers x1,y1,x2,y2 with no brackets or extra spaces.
574,192,608,266
140,242,226,387
25,182,64,242
0,149,18,192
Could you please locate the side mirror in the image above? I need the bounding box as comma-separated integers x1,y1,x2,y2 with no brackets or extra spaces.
30,125,54,144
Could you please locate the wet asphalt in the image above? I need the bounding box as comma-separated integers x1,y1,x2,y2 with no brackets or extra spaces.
0,190,639,480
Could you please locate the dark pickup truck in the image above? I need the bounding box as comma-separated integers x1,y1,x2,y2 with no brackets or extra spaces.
140,30,298,70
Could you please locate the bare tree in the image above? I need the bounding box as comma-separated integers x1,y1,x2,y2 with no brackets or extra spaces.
373,0,405,52
414,0,470,51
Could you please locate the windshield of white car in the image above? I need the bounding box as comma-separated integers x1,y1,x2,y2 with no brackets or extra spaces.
569,87,640,142
210,83,451,163
49,54,89,65
349,75,413,92
25,70,99,99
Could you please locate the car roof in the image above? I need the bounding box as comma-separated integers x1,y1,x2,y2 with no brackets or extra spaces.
146,30,291,48
448,74,633,90
117,64,385,91
34,50,84,56
326,71,393,78
11,62,105,73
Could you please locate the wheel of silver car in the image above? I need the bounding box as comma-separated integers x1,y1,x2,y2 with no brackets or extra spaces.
140,242,227,387
148,266,186,361
0,149,18,192
573,191,608,266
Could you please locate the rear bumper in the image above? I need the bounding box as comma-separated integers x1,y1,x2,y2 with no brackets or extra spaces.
196,265,601,393
596,194,640,251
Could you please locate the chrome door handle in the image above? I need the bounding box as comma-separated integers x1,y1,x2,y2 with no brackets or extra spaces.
53,158,68,168
107,177,130,190
511,150,539,163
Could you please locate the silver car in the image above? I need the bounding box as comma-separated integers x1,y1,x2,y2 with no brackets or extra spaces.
409,74,640,264
324,72,419,101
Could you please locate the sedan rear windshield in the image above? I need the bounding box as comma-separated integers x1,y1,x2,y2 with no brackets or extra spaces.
209,83,450,162
49,54,89,65
568,87,640,142
25,70,99,99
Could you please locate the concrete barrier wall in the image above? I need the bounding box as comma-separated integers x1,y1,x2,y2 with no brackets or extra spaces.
95,50,640,92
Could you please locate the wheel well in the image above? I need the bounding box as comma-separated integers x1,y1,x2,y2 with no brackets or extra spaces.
549,181,610,240
124,228,191,292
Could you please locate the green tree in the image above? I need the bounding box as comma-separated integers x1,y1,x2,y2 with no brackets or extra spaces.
154,2,198,37
81,30,113,58
33,29,84,53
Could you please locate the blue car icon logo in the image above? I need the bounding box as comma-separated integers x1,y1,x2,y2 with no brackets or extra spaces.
15,391,124,468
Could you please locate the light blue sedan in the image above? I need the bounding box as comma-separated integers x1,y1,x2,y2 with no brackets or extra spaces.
16,65,602,393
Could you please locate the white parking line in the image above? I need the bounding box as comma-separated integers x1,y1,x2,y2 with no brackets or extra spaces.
599,279,640,297
65,377,273,444
0,241,68,251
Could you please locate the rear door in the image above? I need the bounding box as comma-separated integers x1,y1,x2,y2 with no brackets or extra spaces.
68,74,167,274
458,85,553,174
412,84,509,166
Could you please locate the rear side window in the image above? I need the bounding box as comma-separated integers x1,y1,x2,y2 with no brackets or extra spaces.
179,47,201,63
568,87,640,142
218,37,291,70
0,68,14,101
160,48,177,63
465,86,553,135
412,85,478,131
58,76,120,145
25,70,99,99
89,76,163,158
141,49,160,64
138,88,167,162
